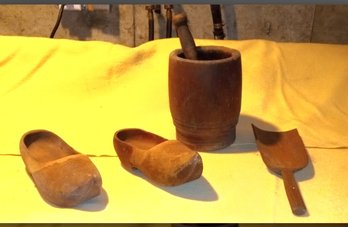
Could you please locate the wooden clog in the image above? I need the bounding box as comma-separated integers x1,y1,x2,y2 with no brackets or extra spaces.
20,130,102,207
113,128,203,186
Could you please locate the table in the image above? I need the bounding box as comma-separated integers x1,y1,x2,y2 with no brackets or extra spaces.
1,35,347,222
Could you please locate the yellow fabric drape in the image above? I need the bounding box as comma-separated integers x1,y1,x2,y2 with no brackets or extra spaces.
0,36,348,222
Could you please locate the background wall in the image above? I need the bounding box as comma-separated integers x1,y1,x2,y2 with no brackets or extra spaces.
0,4,347,47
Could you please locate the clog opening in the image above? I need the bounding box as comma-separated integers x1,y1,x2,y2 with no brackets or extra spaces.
22,130,77,162
116,129,167,150
24,131,50,147
117,130,128,141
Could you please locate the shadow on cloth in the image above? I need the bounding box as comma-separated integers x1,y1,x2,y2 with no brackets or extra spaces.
209,114,315,182
238,115,315,182
74,187,109,212
131,169,218,202
209,114,279,154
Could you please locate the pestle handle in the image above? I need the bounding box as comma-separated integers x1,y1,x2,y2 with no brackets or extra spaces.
173,13,198,60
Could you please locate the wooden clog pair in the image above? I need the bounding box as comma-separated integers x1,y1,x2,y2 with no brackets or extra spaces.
20,128,203,207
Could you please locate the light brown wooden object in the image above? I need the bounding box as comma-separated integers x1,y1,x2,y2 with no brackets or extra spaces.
20,130,102,207
252,124,309,216
113,128,203,186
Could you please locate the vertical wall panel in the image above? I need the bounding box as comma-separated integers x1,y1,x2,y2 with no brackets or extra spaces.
233,4,315,42
311,5,348,44
0,4,347,46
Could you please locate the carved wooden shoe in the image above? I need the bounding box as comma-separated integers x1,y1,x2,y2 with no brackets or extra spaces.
20,130,102,207
113,128,203,186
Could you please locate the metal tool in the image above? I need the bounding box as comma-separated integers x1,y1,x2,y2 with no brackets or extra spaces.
210,4,225,40
145,5,155,41
164,4,173,38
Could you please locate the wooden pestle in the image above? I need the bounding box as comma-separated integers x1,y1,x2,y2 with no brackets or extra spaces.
173,13,198,60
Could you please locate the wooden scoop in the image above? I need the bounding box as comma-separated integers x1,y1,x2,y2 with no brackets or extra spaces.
251,124,309,216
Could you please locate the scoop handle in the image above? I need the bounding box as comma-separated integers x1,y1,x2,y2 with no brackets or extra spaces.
173,13,198,60
282,169,307,216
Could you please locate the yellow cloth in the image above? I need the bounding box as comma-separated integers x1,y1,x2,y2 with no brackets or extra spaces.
0,36,348,222
1,36,348,156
